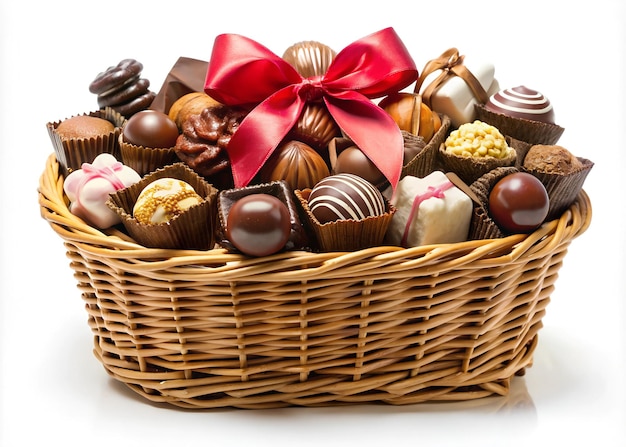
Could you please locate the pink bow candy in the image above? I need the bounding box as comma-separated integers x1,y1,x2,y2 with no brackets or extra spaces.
63,153,140,229
401,181,455,247
204,27,419,190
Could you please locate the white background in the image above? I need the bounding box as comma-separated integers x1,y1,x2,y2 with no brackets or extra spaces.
1,1,624,446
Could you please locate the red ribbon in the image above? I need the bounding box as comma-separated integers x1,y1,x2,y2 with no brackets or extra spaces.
204,27,418,189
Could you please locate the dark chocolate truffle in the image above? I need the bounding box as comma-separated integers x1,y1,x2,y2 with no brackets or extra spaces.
488,172,549,233
226,194,292,256
123,110,179,148
308,173,386,223
484,86,555,124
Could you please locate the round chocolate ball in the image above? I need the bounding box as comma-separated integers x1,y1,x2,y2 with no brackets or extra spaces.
488,172,549,233
333,146,385,185
226,194,292,257
308,173,386,224
123,109,179,148
485,86,555,124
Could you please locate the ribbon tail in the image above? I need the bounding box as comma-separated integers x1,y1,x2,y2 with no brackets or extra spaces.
325,95,403,191
227,86,305,187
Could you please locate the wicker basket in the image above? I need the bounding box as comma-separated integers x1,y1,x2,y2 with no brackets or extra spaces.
38,153,592,409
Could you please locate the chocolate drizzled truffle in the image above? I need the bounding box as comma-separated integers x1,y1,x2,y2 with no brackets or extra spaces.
484,86,555,124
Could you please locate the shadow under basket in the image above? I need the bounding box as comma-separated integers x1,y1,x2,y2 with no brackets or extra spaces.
38,153,592,410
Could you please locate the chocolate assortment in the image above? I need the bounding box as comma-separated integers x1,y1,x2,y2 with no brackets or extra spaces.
47,28,593,257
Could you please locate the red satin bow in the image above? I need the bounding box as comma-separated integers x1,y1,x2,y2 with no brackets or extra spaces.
204,27,418,189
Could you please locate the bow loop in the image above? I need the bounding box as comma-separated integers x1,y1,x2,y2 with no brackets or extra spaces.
204,28,418,189
78,160,126,192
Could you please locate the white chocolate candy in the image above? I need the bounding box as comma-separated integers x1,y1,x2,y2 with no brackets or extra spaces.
385,171,472,247
133,178,203,225
418,60,499,128
63,153,141,229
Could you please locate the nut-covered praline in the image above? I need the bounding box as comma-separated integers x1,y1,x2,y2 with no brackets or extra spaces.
123,110,179,148
308,173,386,224
133,177,203,225
484,86,555,124
226,194,292,257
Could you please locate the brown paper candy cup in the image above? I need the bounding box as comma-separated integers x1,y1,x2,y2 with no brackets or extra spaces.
438,142,517,186
475,104,565,146
294,189,396,252
402,113,451,178
118,134,179,176
107,163,218,250
522,157,593,221
47,107,126,176
468,166,520,240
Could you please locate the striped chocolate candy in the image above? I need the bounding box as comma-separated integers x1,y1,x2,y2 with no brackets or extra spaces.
485,85,555,124
307,173,386,224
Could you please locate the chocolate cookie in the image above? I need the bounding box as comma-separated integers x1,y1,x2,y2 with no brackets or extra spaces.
89,59,155,117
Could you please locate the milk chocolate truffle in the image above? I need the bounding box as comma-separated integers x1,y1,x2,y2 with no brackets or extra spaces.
226,194,292,257
523,144,583,174
259,140,330,190
56,115,115,139
333,146,385,186
133,177,203,225
123,110,179,148
308,173,386,223
47,108,126,176
485,86,555,124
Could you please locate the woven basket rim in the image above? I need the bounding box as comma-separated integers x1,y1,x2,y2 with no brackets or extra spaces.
38,153,592,269
37,153,593,409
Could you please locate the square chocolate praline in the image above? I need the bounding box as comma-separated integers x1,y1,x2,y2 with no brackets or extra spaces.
217,180,310,253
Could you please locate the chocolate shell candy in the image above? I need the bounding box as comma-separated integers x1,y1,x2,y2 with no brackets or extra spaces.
258,140,330,190
282,41,336,78
484,86,555,124
290,103,341,151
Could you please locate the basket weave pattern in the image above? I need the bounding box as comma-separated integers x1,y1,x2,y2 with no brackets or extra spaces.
39,154,591,409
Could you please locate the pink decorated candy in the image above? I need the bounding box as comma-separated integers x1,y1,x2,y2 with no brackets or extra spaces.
63,153,141,228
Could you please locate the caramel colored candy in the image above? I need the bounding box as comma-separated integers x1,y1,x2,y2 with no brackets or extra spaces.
133,177,203,225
